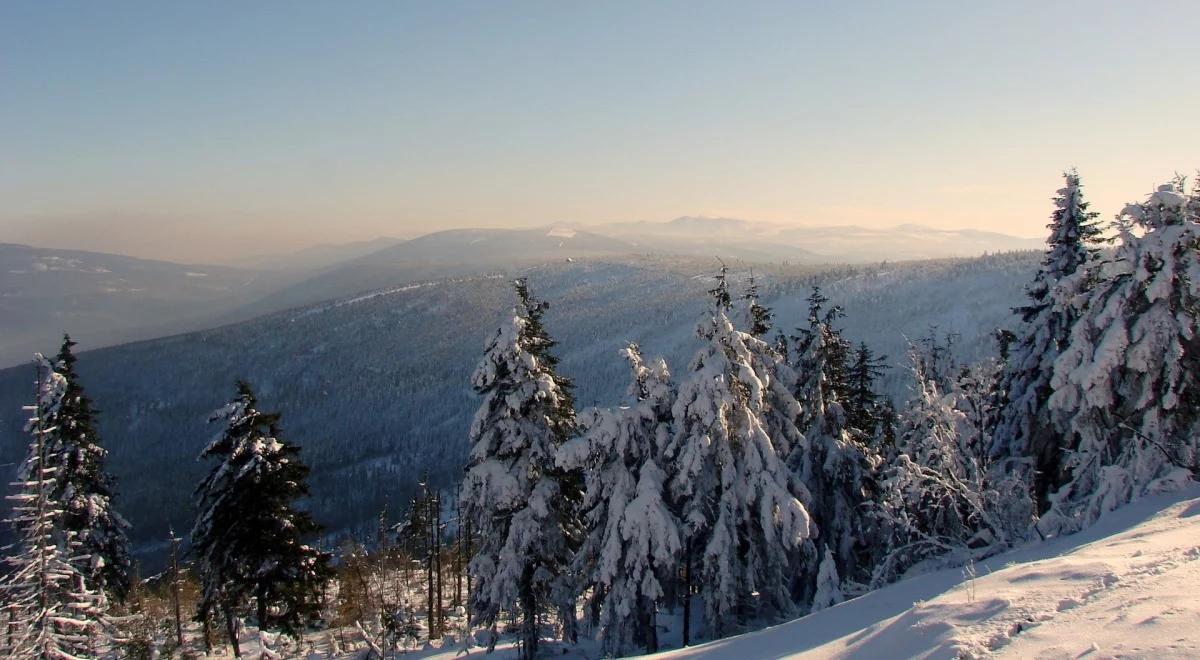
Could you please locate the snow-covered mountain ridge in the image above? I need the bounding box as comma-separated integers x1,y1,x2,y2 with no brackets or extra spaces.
651,487,1200,660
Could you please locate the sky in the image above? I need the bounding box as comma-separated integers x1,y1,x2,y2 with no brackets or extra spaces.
2,1,1199,263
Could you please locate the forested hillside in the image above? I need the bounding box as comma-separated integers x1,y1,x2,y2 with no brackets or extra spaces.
0,252,1037,555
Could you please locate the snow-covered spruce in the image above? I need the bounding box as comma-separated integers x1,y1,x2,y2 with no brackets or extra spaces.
790,287,879,599
874,342,1028,585
665,267,811,637
1044,178,1200,534
191,381,331,657
808,546,843,612
44,334,133,603
557,343,681,656
739,279,806,469
1,354,113,658
995,171,1103,509
742,270,774,339
460,279,581,660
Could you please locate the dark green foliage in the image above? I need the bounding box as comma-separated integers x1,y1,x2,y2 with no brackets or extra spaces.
743,271,774,337
845,342,889,441
996,172,1103,511
191,381,332,644
708,261,732,311
47,335,132,602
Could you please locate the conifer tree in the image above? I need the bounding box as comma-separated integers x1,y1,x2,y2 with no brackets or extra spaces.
665,267,811,636
743,270,773,338
790,288,879,597
953,359,1010,466
2,355,112,658
460,279,581,659
995,172,1103,509
741,278,807,463
44,335,132,602
401,474,444,641
875,344,1028,585
192,382,331,656
557,343,680,655
1044,178,1200,533
846,342,889,440
809,546,843,612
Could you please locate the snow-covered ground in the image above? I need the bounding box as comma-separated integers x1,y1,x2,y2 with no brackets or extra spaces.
654,487,1200,660
186,487,1200,659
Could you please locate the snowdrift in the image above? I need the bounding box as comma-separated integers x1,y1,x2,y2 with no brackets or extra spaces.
653,486,1200,659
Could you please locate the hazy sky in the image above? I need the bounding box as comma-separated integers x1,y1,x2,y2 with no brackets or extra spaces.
2,1,1198,263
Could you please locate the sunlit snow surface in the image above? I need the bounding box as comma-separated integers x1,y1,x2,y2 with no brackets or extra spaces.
202,487,1200,658
652,486,1200,660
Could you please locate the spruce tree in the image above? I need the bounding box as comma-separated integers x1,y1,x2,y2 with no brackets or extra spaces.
1044,178,1200,533
2,355,112,658
846,342,888,441
875,344,1028,585
191,381,331,656
743,270,774,338
44,335,132,602
665,267,811,636
401,474,444,641
460,279,580,659
557,343,680,655
995,171,1102,510
741,278,807,463
790,288,879,598
809,546,843,612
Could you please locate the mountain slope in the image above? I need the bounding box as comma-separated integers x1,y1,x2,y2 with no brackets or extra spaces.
356,227,637,265
0,243,297,366
0,220,1043,365
0,253,1038,555
238,227,642,312
653,487,1200,659
219,236,406,271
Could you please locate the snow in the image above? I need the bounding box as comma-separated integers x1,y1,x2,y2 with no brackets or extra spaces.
648,486,1200,659
291,281,438,319
188,483,1199,660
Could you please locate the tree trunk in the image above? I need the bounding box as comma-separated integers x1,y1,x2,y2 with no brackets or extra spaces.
257,583,268,631
169,535,183,648
465,519,473,626
201,606,213,654
641,596,659,654
519,567,538,660
455,502,464,607
589,585,603,629
434,491,443,635
224,604,241,657
682,537,692,647
427,504,436,640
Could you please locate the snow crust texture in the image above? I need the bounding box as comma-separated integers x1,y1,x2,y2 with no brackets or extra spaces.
651,487,1200,660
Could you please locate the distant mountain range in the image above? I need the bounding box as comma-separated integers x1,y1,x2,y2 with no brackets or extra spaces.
219,236,407,272
0,243,300,367
0,217,1042,366
595,216,1043,263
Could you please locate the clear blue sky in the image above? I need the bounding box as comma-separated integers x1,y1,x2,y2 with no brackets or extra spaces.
2,1,1198,261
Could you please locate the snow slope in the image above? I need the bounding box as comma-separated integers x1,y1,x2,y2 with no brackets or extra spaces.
654,487,1200,660
187,490,1199,659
